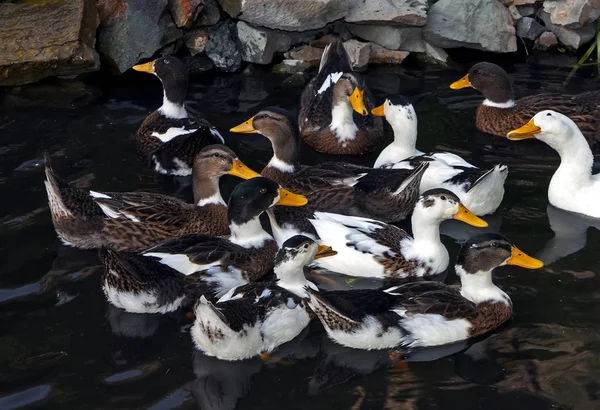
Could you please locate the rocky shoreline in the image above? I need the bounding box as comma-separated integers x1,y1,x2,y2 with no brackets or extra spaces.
0,0,599,86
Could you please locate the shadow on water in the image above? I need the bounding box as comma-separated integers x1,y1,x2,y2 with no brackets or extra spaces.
1,62,600,409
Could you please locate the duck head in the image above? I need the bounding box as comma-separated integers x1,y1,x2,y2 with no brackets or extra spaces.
413,189,488,227
331,73,368,116
371,95,418,148
507,110,580,147
450,62,515,108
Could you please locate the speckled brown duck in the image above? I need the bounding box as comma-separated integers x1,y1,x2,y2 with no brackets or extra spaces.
298,39,383,155
450,62,600,148
229,107,428,228
43,145,260,251
133,56,225,175
306,233,543,351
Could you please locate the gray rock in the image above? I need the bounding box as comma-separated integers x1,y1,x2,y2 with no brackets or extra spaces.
98,0,169,73
536,31,559,48
237,22,291,64
284,45,324,66
540,10,596,49
205,20,242,72
423,0,517,53
168,0,204,28
543,0,600,29
343,39,371,70
160,11,184,46
508,5,522,21
348,24,425,52
517,17,545,40
368,44,410,64
195,0,221,26
184,28,209,55
517,5,536,17
273,59,311,74
423,42,449,65
0,0,100,86
346,0,428,26
217,0,348,31
513,0,536,4
282,73,308,88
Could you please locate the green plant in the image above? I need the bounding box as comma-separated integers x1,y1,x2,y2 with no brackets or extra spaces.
565,18,600,84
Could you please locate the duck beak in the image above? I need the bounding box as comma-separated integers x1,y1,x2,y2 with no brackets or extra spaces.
314,244,337,259
450,74,472,90
507,246,544,269
230,117,258,133
227,159,261,180
371,103,385,117
506,119,541,140
275,188,308,207
453,203,488,227
132,60,156,74
349,87,368,116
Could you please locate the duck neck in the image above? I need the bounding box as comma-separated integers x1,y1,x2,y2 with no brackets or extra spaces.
480,79,515,109
329,99,358,143
274,263,315,298
159,92,188,119
410,208,442,246
228,216,272,248
549,128,593,181
456,265,510,306
192,174,224,206
266,129,300,174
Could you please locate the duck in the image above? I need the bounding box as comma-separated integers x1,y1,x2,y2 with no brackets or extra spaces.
450,62,600,148
191,235,337,361
230,107,428,225
308,189,488,279
43,145,260,251
507,110,600,218
298,39,383,155
141,177,307,283
132,56,225,175
306,233,544,350
371,95,508,216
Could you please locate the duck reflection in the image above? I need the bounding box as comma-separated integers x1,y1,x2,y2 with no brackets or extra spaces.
536,204,600,265
440,212,503,243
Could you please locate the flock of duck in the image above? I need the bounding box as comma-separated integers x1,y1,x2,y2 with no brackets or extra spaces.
44,40,600,362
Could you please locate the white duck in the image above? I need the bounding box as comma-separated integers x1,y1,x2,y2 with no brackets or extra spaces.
371,96,508,216
309,189,487,279
507,109,600,219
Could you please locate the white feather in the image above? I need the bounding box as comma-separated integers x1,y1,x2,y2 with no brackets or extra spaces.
159,98,188,119
96,202,121,219
89,191,111,199
482,99,515,108
330,102,358,144
143,252,220,275
317,72,343,94
197,192,226,206
266,156,296,173
151,127,196,143
210,127,225,143
103,278,184,314
396,312,471,348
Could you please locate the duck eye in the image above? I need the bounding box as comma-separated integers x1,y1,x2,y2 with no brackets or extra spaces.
440,195,447,200
213,152,221,157
546,113,552,116
491,242,499,248
303,243,309,249
260,188,267,194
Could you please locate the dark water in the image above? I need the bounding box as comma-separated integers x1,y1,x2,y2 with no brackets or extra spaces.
1,62,600,410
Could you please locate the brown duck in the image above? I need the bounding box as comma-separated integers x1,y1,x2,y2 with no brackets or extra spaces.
306,233,543,350
43,145,260,252
450,62,600,148
133,56,225,175
298,39,383,155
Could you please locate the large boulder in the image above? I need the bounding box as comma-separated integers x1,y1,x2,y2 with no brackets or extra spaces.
97,0,170,73
423,0,517,53
346,0,428,26
348,24,425,52
543,0,600,29
205,20,242,72
218,0,348,31
237,22,291,64
0,0,100,86
539,10,596,49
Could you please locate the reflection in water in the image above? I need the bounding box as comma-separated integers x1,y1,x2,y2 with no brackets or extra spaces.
536,204,600,265
454,337,507,385
440,213,503,243
107,305,164,339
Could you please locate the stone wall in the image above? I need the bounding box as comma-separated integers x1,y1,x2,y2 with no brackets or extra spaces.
0,0,599,86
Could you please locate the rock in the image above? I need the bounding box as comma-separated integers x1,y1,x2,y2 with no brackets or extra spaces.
2,79,101,108
423,0,517,53
346,0,428,26
543,0,600,29
168,0,204,28
310,34,340,48
237,22,291,64
368,44,410,64
205,20,242,72
217,0,348,31
536,31,559,48
273,59,311,74
195,0,221,26
185,54,214,73
517,5,536,16
540,10,596,49
160,11,184,46
423,42,449,65
0,0,100,86
284,45,324,66
98,0,169,73
282,73,307,88
348,24,425,52
343,39,371,70
500,0,513,4
184,28,209,55
508,5,522,21
517,17,545,40
513,0,536,4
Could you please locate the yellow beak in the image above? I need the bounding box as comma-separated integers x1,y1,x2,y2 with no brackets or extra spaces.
349,87,368,116
230,117,257,134
132,60,156,74
507,246,544,269
506,119,541,140
453,203,488,227
371,103,385,117
314,244,337,259
275,188,308,207
227,158,262,180
450,74,472,90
